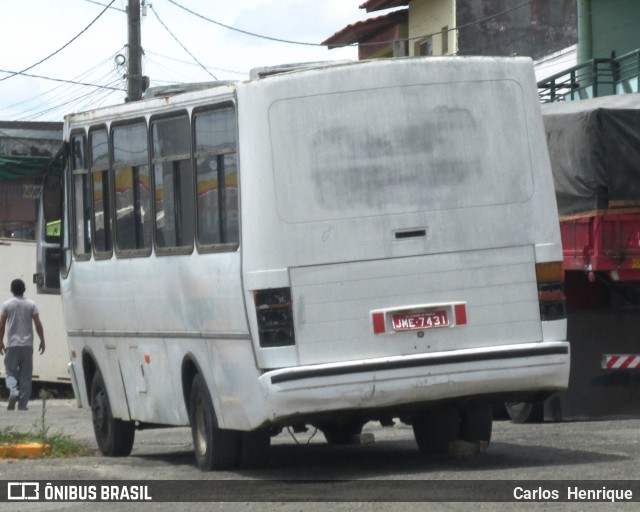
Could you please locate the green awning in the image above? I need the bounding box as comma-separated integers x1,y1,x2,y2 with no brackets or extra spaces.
0,155,57,181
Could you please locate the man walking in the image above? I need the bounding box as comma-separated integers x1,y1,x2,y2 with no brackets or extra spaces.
0,279,46,411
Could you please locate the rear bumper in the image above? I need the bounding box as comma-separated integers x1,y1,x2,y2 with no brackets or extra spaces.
259,341,570,424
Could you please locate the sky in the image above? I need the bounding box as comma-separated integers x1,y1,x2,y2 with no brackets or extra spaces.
0,0,373,122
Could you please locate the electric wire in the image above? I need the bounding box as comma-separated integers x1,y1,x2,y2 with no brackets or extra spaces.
4,1,637,120
3,52,126,120
0,0,116,83
0,68,122,91
167,0,325,47
166,0,536,49
74,80,124,113
7,65,125,121
16,76,124,121
149,3,218,80
80,0,126,13
144,50,247,77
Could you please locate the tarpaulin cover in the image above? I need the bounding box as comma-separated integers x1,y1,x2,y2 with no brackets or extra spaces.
0,155,53,182
542,94,640,218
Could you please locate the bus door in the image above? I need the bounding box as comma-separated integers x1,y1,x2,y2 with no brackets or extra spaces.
35,147,65,294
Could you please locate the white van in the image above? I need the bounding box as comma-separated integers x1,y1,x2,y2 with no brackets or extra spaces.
41,56,569,470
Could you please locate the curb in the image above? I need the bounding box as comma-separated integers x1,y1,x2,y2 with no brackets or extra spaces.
0,443,51,458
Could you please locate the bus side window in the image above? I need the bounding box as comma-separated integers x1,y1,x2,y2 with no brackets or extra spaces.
90,128,112,257
71,133,91,258
194,106,239,249
152,115,194,251
113,122,151,253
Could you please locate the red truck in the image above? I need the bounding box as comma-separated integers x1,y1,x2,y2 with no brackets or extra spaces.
508,95,640,422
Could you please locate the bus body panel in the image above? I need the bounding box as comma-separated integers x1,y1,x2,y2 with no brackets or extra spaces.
289,246,541,366
259,341,569,425
62,250,255,427
63,252,247,336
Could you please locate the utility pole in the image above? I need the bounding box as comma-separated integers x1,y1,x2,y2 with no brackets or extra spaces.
127,0,144,101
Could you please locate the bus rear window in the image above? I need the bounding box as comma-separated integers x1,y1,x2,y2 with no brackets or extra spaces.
269,80,534,224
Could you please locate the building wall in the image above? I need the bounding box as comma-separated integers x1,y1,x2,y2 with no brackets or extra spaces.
360,24,408,59
533,44,577,82
0,122,62,157
409,0,456,56
0,122,62,239
591,0,640,59
456,0,576,60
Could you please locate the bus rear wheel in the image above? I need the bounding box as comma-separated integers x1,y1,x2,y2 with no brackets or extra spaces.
412,408,460,455
90,369,135,456
189,373,240,470
460,406,492,445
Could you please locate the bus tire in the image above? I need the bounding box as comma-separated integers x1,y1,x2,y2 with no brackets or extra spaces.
412,408,460,455
90,369,135,457
460,407,492,445
189,373,240,470
505,401,544,423
239,429,271,468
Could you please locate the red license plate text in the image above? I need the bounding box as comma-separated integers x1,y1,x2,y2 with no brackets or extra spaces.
392,310,449,331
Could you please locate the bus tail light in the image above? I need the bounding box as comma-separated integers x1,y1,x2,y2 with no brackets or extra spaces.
536,262,566,321
254,288,296,347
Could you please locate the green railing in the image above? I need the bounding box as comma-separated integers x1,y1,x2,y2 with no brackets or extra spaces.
538,49,640,103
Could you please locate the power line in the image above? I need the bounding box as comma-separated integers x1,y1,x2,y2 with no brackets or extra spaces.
167,0,324,47
15,77,124,121
148,3,218,80
2,52,126,120
144,50,247,76
81,0,126,13
0,0,117,83
167,0,535,50
0,68,123,90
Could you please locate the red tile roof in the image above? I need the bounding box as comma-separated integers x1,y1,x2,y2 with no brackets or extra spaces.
322,9,408,48
359,0,410,13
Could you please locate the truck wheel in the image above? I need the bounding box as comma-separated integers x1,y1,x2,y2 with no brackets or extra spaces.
412,408,460,455
460,407,492,444
505,401,544,423
91,369,135,456
189,373,240,470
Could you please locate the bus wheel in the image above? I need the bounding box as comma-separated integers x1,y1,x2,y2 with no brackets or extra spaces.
90,369,135,457
240,429,271,468
412,408,460,455
505,401,544,423
460,407,492,445
189,373,240,470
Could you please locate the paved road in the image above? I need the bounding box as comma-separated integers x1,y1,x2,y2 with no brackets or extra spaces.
0,399,639,511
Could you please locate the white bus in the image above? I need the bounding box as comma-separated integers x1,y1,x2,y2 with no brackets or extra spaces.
40,57,570,470
0,125,70,387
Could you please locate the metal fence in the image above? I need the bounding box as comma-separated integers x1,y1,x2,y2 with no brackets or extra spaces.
538,49,640,103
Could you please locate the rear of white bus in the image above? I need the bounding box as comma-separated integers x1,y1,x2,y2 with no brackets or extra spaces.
236,57,569,442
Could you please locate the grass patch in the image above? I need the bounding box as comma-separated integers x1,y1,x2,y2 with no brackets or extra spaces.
0,390,96,458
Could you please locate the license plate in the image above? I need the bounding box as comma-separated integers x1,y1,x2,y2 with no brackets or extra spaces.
392,310,449,331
